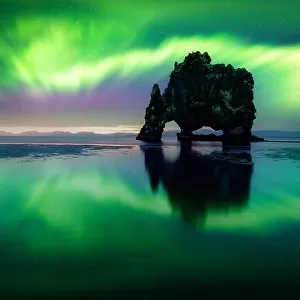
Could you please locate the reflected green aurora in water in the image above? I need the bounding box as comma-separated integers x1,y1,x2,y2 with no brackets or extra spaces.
2,145,300,237
1,142,300,294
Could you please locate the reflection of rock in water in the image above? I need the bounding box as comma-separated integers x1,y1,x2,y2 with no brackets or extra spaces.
141,145,253,226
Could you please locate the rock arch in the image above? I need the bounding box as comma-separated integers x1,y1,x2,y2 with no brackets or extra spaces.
136,51,256,146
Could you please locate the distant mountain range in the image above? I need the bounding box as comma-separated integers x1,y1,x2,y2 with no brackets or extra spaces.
0,131,97,136
0,131,136,137
163,130,300,138
0,130,299,139
253,130,300,138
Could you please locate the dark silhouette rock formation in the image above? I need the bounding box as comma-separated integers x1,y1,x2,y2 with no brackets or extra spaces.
137,51,256,145
141,145,253,226
136,84,165,142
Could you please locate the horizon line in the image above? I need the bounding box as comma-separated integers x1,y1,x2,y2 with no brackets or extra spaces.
0,127,300,136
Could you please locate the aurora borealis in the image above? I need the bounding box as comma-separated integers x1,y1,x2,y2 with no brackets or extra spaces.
0,0,299,131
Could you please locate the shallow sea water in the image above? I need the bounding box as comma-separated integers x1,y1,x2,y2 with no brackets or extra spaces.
1,141,300,297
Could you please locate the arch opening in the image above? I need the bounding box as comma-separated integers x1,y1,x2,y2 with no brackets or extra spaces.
162,121,179,139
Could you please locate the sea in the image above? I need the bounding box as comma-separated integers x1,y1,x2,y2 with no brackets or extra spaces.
1,138,300,297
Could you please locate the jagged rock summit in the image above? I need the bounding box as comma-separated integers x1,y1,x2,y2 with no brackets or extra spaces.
136,51,257,145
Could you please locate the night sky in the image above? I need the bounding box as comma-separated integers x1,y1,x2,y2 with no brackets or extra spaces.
0,0,299,133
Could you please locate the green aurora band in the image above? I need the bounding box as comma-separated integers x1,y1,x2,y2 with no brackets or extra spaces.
0,1,299,129
8,33,300,100
0,2,299,105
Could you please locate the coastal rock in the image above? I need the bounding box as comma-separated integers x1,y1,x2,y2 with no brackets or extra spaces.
136,84,165,142
137,51,257,145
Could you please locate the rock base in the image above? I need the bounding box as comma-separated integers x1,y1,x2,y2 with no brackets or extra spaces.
176,132,265,144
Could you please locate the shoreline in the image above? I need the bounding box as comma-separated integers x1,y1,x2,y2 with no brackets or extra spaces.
0,139,299,146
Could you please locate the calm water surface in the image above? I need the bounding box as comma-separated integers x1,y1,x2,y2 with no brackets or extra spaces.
1,141,300,296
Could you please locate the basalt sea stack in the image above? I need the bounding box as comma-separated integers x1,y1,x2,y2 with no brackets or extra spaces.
136,51,257,145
